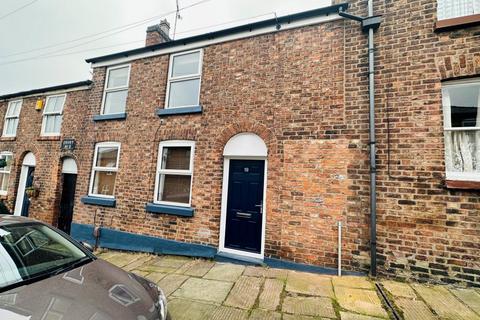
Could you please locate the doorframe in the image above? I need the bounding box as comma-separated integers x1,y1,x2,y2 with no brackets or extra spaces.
13,165,31,216
218,156,267,260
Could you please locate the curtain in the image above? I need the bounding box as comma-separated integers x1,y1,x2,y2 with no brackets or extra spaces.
445,130,480,173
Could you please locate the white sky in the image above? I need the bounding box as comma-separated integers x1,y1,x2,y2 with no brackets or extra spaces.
0,0,331,95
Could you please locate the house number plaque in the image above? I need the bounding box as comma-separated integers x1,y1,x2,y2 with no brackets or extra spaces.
61,139,76,151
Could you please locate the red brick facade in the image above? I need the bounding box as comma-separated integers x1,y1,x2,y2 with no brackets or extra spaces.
1,0,479,285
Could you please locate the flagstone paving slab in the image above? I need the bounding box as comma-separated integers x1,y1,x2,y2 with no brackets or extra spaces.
381,280,417,299
243,266,288,280
334,287,388,319
154,255,190,269
184,260,215,277
210,306,249,320
145,272,166,283
282,314,316,320
224,276,263,309
136,264,178,273
258,278,284,310
413,284,479,320
249,309,282,320
172,277,233,304
395,297,437,320
204,263,245,282
450,288,480,315
168,298,216,320
123,255,153,271
106,253,140,268
332,276,374,290
131,269,149,277
282,296,336,318
286,271,334,297
339,311,386,320
157,274,189,296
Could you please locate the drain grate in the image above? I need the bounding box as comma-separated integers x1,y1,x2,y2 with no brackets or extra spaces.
375,282,402,320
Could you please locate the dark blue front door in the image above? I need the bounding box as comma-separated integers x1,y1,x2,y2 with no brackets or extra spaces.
225,160,265,254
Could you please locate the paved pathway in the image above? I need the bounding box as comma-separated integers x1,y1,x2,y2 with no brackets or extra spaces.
96,250,480,320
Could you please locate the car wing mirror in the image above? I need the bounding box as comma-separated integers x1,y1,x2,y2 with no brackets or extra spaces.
80,241,94,252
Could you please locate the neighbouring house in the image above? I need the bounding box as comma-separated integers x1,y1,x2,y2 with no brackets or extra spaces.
0,0,479,285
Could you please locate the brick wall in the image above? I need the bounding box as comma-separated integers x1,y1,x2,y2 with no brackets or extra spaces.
0,88,90,225
340,0,480,285
72,20,373,271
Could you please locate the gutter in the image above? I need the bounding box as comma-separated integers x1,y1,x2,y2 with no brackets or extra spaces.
0,80,93,101
339,2,382,277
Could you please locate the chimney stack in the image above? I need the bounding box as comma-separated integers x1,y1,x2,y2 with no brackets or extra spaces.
145,19,171,46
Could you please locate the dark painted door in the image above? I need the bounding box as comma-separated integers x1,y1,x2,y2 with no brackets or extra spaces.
21,167,35,217
58,174,77,234
225,160,265,253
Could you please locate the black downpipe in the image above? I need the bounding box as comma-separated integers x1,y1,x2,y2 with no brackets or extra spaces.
339,1,381,277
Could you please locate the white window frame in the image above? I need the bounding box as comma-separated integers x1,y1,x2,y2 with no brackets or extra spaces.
0,152,13,196
165,49,203,109
437,0,480,20
2,100,22,137
88,142,121,198
100,64,131,115
154,140,195,207
442,78,480,181
41,94,66,136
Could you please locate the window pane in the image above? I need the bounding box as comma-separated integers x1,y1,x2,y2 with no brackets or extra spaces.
5,119,17,136
0,172,8,192
103,90,127,114
168,78,200,108
92,171,117,196
171,52,200,77
107,67,129,88
161,147,191,170
158,174,191,204
445,130,480,174
447,83,480,127
44,115,55,133
7,101,21,117
96,147,118,168
53,115,62,133
437,0,478,20
0,154,12,172
45,96,65,113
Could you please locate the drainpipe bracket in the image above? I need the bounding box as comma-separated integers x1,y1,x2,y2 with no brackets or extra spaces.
362,15,382,32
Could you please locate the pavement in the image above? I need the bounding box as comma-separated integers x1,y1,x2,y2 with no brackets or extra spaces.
96,250,480,320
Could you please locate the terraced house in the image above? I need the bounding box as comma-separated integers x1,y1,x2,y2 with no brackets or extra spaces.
0,0,479,286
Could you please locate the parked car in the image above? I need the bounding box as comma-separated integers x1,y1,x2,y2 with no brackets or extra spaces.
0,215,168,320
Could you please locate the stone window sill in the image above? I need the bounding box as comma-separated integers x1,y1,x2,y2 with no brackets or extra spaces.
38,136,61,141
93,113,127,121
435,14,480,31
445,180,480,190
81,195,116,207
156,105,202,117
145,203,194,217
0,137,16,141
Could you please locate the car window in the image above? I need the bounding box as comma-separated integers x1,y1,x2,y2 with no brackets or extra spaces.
0,223,88,290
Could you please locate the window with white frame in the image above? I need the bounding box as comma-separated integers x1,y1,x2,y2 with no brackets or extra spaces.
154,141,194,206
2,100,22,137
442,78,480,181
41,94,66,136
437,0,480,20
0,152,12,195
166,50,202,108
101,65,130,115
89,142,120,197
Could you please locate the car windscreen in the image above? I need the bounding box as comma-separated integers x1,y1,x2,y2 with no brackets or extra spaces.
0,223,88,290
